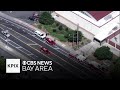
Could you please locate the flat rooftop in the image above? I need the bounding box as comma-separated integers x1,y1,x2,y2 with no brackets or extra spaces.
88,11,112,21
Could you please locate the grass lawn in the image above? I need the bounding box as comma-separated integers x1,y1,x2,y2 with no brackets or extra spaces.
38,23,68,42
37,22,91,45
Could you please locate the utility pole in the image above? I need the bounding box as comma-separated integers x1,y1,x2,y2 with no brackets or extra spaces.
72,31,74,48
119,11,120,57
77,24,79,49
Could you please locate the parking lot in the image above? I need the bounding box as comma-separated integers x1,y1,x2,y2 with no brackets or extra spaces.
1,11,40,24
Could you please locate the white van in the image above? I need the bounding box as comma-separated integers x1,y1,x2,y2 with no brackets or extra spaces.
34,30,46,39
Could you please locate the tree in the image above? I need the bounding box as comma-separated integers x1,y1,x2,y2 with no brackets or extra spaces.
39,12,54,25
64,30,83,42
94,46,113,60
58,25,63,30
74,30,83,42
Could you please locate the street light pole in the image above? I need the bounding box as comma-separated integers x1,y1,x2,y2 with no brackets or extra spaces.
77,24,79,49
119,11,120,57
73,31,74,48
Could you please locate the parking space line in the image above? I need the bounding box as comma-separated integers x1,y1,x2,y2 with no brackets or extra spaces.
27,53,34,55
16,47,22,48
0,26,4,30
27,43,38,45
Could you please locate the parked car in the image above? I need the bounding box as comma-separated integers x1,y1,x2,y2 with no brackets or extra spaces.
1,30,10,37
34,30,46,39
46,38,56,45
28,16,35,21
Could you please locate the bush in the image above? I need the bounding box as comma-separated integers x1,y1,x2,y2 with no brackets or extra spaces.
94,46,113,60
65,27,68,31
53,29,57,32
58,25,63,30
39,12,54,25
56,22,60,27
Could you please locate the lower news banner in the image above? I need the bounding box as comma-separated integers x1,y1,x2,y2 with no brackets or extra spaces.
22,60,53,72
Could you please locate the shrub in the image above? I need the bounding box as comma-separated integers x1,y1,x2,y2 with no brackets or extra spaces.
53,29,57,32
58,25,63,30
56,22,60,27
65,27,68,31
39,12,54,25
94,46,113,60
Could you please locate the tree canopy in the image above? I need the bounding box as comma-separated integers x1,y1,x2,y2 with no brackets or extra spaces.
94,46,113,60
39,12,54,25
64,30,83,42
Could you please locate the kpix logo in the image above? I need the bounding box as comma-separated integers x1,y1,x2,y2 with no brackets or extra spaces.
6,59,20,73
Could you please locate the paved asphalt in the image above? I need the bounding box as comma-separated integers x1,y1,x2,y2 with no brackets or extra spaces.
0,13,106,79
0,48,16,58
1,11,39,24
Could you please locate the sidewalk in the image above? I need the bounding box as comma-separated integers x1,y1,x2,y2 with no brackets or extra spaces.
0,40,30,60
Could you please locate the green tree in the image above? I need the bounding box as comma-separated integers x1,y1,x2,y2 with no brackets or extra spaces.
64,30,83,42
39,12,54,25
58,25,63,30
94,46,113,60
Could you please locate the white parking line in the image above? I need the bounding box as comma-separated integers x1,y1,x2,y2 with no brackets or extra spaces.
16,47,22,48
0,27,4,30
27,43,38,45
27,53,34,55
54,47,60,49
11,24,14,26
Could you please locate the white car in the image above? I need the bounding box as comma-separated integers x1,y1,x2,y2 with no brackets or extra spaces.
1,30,10,37
34,30,46,39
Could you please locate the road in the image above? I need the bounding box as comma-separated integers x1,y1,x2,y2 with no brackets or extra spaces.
1,11,40,24
0,14,106,79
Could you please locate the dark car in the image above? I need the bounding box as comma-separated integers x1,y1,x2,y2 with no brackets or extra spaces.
46,38,56,45
40,47,50,54
28,16,35,21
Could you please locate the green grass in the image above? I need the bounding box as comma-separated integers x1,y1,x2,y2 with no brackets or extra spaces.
38,23,68,42
38,22,89,43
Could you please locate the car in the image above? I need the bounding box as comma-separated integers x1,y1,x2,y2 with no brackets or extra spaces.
40,47,50,54
28,16,35,21
1,30,10,37
34,30,46,39
33,12,39,18
46,38,56,45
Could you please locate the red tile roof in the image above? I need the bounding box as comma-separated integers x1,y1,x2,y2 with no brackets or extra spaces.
88,11,112,21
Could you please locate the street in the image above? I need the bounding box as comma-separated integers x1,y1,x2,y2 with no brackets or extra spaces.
0,12,106,79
